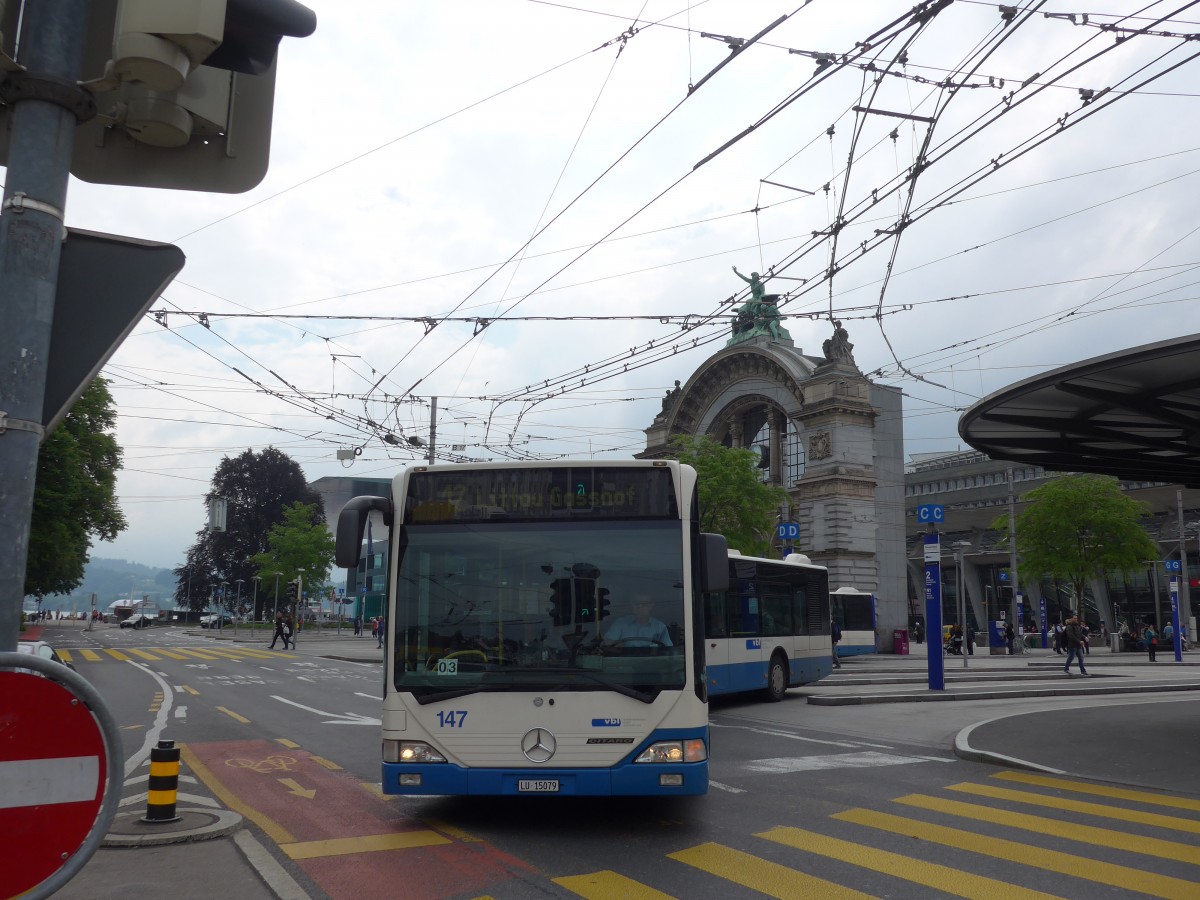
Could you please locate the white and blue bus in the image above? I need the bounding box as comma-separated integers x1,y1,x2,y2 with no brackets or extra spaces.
830,586,878,656
702,550,833,701
335,460,728,797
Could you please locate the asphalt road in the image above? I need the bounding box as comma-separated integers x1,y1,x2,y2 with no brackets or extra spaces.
35,622,1200,900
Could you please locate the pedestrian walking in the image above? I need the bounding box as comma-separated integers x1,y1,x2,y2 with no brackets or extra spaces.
1004,621,1015,655
353,615,362,636
377,613,386,649
965,622,975,656
283,613,295,650
1063,614,1089,676
1144,624,1157,662
268,612,286,650
831,619,842,668
1053,621,1065,654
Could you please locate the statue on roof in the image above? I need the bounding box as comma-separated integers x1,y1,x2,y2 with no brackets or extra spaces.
727,266,791,346
822,319,855,366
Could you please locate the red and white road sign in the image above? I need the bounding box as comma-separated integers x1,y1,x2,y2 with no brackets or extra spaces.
0,670,107,898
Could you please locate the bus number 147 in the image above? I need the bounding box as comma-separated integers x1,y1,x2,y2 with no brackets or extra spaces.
437,710,468,728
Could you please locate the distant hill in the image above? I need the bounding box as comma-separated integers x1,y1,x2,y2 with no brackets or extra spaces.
25,556,178,612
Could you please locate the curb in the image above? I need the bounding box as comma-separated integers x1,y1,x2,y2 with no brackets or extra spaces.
102,808,243,847
807,679,1200,705
953,715,1067,775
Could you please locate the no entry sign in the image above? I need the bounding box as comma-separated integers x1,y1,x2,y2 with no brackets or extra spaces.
0,670,107,898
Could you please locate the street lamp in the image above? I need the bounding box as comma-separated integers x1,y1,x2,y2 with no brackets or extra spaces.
219,582,228,629
234,579,244,634
952,541,972,669
272,572,283,619
251,576,261,631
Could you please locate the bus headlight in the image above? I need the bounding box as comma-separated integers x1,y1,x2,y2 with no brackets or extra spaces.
384,739,447,763
634,739,707,764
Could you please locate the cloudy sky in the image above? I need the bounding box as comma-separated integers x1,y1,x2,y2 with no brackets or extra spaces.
24,0,1200,570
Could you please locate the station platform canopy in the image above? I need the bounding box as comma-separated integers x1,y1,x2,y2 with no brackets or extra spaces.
958,334,1200,487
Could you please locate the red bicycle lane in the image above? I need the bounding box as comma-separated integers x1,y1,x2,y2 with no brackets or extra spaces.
184,740,542,899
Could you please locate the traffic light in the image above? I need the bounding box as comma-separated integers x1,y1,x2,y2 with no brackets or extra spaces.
597,587,611,621
58,0,316,193
285,580,298,603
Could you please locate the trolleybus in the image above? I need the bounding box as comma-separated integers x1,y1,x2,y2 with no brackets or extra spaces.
335,460,728,796
830,586,878,656
702,550,832,701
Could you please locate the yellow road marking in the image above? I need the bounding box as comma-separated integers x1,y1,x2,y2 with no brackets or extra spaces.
179,744,295,845
170,648,222,660
216,706,251,724
180,685,199,695
151,648,190,660
309,755,342,771
275,738,301,749
78,649,102,662
104,649,132,661
993,772,1200,813
836,808,1200,900
950,782,1200,835
671,842,874,900
57,650,74,663
228,648,275,658
554,869,677,900
281,831,450,861
200,648,250,659
759,827,1060,900
126,648,161,661
424,817,482,843
895,794,1200,865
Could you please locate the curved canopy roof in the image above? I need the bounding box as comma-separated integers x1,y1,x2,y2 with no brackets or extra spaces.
958,334,1200,486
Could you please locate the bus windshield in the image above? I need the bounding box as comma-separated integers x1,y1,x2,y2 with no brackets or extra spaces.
393,520,687,702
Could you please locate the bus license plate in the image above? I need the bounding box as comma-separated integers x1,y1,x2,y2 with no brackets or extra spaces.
518,779,559,793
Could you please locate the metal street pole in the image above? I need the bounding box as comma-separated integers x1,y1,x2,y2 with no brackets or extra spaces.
233,579,243,635
251,576,260,634
273,572,282,619
954,541,970,669
0,0,88,652
1007,467,1023,655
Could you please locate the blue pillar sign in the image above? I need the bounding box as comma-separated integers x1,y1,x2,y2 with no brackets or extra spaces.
924,532,944,691
1039,596,1048,649
1169,576,1183,662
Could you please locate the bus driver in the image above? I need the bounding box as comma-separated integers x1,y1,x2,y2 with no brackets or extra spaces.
603,594,672,648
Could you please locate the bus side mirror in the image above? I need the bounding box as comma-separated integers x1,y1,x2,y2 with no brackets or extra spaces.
335,495,393,568
698,533,729,594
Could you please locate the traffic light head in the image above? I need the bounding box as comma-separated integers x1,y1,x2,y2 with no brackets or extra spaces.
285,581,298,601
62,0,317,193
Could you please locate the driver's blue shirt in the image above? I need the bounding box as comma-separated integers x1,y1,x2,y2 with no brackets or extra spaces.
604,616,672,647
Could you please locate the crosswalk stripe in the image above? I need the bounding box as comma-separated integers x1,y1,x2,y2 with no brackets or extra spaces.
151,648,190,660
835,808,1200,900
57,650,74,663
993,772,1200,813
228,648,275,658
669,842,873,900
169,648,222,660
949,782,1200,835
895,794,1200,865
199,648,249,659
758,827,1060,900
125,648,162,661
104,649,132,661
78,649,102,661
554,869,677,900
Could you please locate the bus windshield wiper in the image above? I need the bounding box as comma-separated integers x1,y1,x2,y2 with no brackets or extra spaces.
413,683,506,705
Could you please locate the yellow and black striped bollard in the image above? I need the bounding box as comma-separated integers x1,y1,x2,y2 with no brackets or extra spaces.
143,739,181,823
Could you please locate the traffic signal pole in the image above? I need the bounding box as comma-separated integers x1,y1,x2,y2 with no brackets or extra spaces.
0,0,89,651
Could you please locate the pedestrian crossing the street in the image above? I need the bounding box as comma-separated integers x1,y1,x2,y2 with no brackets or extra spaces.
553,771,1200,899
55,646,297,665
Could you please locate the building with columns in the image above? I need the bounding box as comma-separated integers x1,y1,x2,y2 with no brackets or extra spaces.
637,301,907,649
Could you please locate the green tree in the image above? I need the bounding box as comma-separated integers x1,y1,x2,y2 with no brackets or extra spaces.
665,434,786,557
174,447,324,615
250,501,336,618
25,378,127,598
998,474,1158,609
